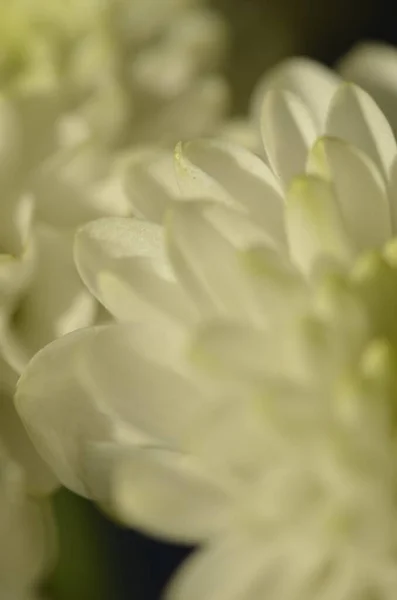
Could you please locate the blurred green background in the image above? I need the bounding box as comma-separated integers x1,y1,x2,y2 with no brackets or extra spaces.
42,0,397,598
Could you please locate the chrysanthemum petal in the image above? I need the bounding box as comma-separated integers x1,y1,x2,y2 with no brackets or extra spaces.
325,83,397,178
10,224,96,360
15,327,115,495
338,42,397,134
79,322,207,446
252,57,340,129
307,137,391,251
107,446,233,543
261,90,317,188
75,216,195,325
167,201,267,317
124,149,179,223
286,175,353,274
174,139,286,248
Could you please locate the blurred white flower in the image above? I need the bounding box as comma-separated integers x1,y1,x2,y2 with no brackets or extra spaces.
0,0,229,150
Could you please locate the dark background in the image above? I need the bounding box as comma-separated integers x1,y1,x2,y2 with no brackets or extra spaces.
47,0,397,598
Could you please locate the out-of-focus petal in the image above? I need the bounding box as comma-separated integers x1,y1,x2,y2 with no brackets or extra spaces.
174,139,286,250
252,57,340,129
308,137,391,251
167,201,269,318
99,446,233,543
261,90,317,188
15,327,115,495
75,217,196,325
325,83,397,179
123,148,179,223
10,224,96,361
338,42,397,134
286,175,353,274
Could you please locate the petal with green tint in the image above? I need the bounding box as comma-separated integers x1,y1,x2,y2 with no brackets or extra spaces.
308,137,391,251
261,90,317,188
326,83,397,178
286,175,352,274
124,148,179,224
174,138,286,248
167,201,266,318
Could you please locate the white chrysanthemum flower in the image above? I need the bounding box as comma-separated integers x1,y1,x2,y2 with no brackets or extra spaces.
15,208,397,599
17,55,397,600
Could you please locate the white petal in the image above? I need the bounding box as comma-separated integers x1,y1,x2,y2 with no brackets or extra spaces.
239,245,307,324
338,42,397,134
190,311,323,396
174,140,238,206
261,90,317,188
175,138,286,249
286,175,353,274
108,447,233,543
252,57,340,129
79,322,207,446
307,137,391,251
192,320,294,384
167,201,263,318
184,393,272,487
15,327,115,495
10,224,96,360
74,217,196,325
123,148,179,223
326,83,397,178
219,118,260,153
